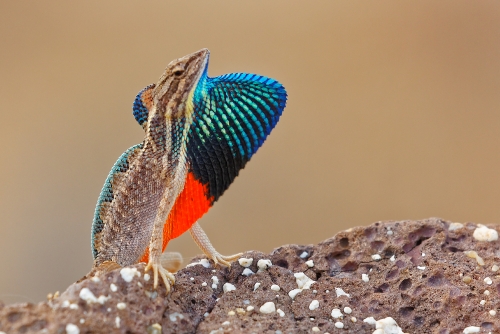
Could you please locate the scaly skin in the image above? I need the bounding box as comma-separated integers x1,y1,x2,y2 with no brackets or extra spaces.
90,49,287,292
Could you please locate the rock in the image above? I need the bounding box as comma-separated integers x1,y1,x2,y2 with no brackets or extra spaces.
1,218,500,333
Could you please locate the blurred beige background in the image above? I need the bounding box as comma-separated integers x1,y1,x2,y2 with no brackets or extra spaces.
1,1,500,304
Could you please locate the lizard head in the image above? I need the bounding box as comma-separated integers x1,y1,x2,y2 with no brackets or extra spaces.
132,49,209,129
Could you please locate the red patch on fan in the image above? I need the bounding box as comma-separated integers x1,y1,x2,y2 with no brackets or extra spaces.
139,172,213,263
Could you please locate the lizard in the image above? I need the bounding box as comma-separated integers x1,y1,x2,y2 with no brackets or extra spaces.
89,48,287,292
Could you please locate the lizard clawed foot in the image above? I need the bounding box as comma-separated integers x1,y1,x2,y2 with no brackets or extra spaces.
207,251,243,267
145,258,176,291
190,222,242,267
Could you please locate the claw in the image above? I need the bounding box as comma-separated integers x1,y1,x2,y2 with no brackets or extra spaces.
145,259,175,292
211,252,243,267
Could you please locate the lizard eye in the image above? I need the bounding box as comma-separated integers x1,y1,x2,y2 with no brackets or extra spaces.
173,70,183,76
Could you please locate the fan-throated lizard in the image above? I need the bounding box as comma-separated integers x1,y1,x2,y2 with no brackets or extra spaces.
89,49,287,292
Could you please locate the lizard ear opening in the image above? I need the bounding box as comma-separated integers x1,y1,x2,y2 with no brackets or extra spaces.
132,84,155,128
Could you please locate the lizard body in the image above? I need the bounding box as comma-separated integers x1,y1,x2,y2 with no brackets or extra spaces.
90,49,287,290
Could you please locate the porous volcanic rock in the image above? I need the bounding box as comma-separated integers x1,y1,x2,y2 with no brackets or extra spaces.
1,218,500,333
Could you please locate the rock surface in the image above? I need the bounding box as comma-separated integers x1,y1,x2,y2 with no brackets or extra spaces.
2,218,500,333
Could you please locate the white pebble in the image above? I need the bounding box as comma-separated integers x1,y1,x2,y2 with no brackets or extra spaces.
484,290,490,296
331,308,343,318
473,224,498,242
241,268,254,276
117,302,126,310
91,276,100,282
362,273,369,282
463,326,481,333
387,230,393,235
228,311,235,316
309,300,319,310
222,321,230,326
305,260,314,267
448,222,464,231
417,266,426,270
79,319,84,324
115,316,120,328
110,284,117,292
79,288,110,305
288,289,302,300
120,267,139,283
422,252,425,257
390,255,396,262
371,254,381,261
259,302,276,314
257,259,272,271
489,310,497,316
344,307,352,314
65,324,80,334
277,308,285,317
294,272,316,289
246,306,254,312
363,317,377,326
334,322,344,328
312,327,320,332
223,283,236,293
202,282,207,287
335,287,350,298
373,317,406,334
351,317,357,322
254,282,261,291
204,312,209,317
144,273,150,281
480,300,486,305
493,265,500,272
271,284,280,291
484,277,493,285
186,259,211,268
190,277,194,281
211,276,219,289
238,257,253,267
299,251,309,259
169,312,184,322
62,300,70,308
69,303,78,310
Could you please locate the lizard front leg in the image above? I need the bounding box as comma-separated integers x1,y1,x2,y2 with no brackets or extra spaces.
190,222,242,267
145,208,176,291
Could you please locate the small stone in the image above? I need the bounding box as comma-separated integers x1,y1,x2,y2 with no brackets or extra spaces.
228,310,235,316
190,277,194,281
202,282,207,287
480,300,486,305
147,323,162,334
120,267,139,283
271,284,280,291
299,251,309,259
117,302,126,310
473,224,498,242
331,308,343,318
277,308,285,317
309,300,319,310
344,307,352,314
259,302,276,314
305,260,314,267
463,276,472,284
65,324,80,334
238,257,253,267
254,282,261,291
246,306,254,312
242,268,254,276
335,287,350,298
463,326,481,334
236,308,245,315
312,327,320,332
222,321,230,326
493,265,500,272
390,255,396,262
334,322,344,329
362,273,369,282
449,222,464,231
144,274,150,281
288,289,302,300
417,266,426,270
464,251,485,266
257,259,272,271
490,310,497,316
484,277,493,285
351,317,357,322
371,254,382,261
484,290,491,296
223,283,236,293
110,284,117,292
